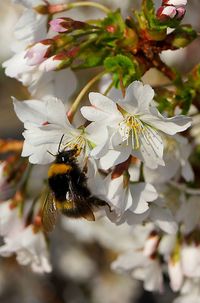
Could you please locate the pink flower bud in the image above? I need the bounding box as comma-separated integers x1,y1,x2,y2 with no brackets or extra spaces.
49,18,69,33
39,55,62,72
162,0,187,6
156,6,177,21
25,41,52,66
49,18,86,33
176,6,186,19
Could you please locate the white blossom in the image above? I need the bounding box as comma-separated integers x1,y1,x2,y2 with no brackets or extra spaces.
168,259,183,292
163,0,187,6
0,200,23,238
3,51,77,100
143,134,194,184
3,0,77,100
104,173,158,219
173,279,200,303
112,248,163,292
13,96,100,164
176,195,200,234
0,225,51,273
81,81,191,169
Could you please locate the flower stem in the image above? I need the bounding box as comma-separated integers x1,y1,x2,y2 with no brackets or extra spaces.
67,70,106,122
119,72,126,98
44,1,111,15
103,80,114,96
169,181,200,195
67,2,111,14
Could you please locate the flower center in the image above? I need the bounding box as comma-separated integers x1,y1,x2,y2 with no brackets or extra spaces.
64,134,87,155
119,115,144,149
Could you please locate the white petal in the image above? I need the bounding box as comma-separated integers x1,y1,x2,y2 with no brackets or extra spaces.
181,244,200,278
45,97,69,127
133,130,164,169
86,124,112,158
143,157,179,183
120,209,150,225
3,51,34,80
22,141,56,164
111,250,145,272
143,260,163,292
129,183,158,214
142,112,191,135
89,92,119,114
158,234,176,256
99,148,130,170
168,260,183,292
181,161,194,182
150,205,178,234
81,92,121,122
13,98,47,124
23,126,65,146
118,81,154,115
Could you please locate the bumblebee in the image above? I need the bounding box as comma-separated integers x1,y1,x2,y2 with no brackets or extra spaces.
42,147,107,232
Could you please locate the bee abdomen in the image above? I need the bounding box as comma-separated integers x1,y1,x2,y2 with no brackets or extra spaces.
60,200,95,221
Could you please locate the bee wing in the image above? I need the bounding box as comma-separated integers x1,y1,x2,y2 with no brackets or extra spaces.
42,191,58,232
66,181,95,221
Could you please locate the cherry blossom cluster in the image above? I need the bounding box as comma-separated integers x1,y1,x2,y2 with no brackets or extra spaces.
1,0,200,302
156,0,187,21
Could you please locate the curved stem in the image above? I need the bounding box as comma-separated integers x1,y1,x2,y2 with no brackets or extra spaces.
119,72,126,98
67,2,111,14
67,70,106,122
169,181,200,195
103,79,114,96
45,1,111,15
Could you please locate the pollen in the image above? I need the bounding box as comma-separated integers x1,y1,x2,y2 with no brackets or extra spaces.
119,115,144,149
64,134,86,155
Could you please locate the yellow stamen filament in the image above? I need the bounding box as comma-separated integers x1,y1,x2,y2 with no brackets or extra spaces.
119,116,144,150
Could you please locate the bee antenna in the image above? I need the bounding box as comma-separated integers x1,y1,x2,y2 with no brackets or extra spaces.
47,150,56,157
58,134,65,153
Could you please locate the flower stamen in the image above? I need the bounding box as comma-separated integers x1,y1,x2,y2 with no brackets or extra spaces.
119,115,144,149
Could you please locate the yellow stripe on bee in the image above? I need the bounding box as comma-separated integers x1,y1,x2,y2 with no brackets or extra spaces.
48,163,72,178
56,200,74,210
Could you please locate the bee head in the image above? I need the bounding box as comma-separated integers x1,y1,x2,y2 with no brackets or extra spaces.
56,149,78,164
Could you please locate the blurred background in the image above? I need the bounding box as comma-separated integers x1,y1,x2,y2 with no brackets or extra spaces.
0,1,200,303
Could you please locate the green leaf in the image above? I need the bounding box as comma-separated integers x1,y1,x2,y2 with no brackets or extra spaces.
189,64,200,90
169,25,198,48
104,54,140,87
72,46,108,69
101,9,125,35
104,54,133,71
134,0,167,41
175,87,195,114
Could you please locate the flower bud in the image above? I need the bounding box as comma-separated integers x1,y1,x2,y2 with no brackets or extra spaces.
176,6,186,19
39,49,75,72
162,0,187,6
25,40,53,66
156,6,177,21
181,243,200,278
168,259,183,291
49,18,87,33
39,55,63,72
143,232,159,257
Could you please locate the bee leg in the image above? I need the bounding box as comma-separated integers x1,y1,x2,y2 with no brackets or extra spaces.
88,197,112,213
